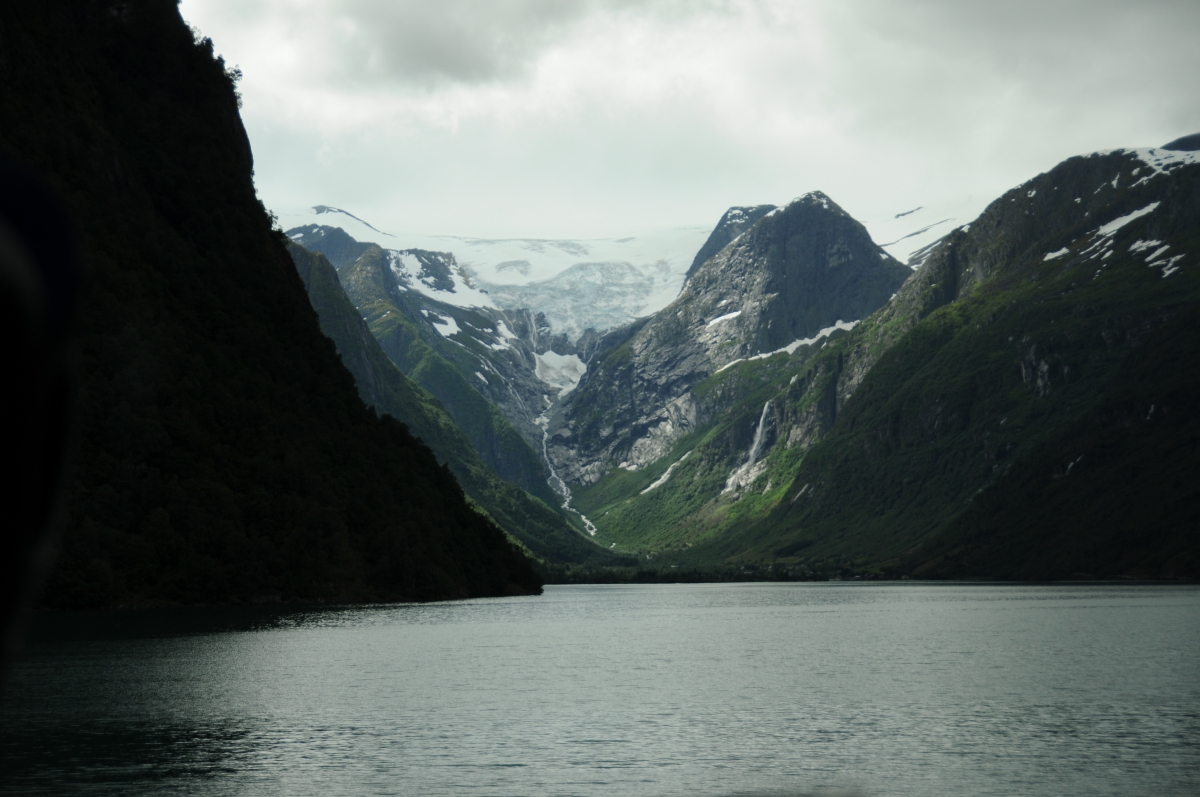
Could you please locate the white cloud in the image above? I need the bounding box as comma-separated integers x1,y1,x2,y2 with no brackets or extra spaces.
182,0,1200,238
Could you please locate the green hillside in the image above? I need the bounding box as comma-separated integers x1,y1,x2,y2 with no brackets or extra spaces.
701,150,1200,578
573,148,1200,579
334,245,562,508
289,244,618,565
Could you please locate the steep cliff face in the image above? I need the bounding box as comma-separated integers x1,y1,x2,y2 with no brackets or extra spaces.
0,0,542,605
289,244,614,564
689,144,1200,578
683,205,778,282
550,192,911,485
552,143,1200,580
331,244,561,506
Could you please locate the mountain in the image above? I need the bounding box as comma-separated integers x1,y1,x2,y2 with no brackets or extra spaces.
540,144,1200,581
729,142,1200,579
548,192,912,490
683,205,778,282
0,0,542,605
289,233,562,502
287,219,721,537
288,242,616,565
282,207,712,343
571,142,1200,579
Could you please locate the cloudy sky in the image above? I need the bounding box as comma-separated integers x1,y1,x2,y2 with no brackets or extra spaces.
181,0,1200,239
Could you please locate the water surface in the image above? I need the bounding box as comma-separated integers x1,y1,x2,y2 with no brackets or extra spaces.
2,583,1198,796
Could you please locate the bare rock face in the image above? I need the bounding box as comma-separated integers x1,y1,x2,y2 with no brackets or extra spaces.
683,204,778,282
548,192,911,485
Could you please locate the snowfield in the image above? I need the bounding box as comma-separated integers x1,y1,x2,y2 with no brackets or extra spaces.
280,205,712,340
860,197,991,267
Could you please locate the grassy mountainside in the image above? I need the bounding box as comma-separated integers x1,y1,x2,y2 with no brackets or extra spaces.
905,301,1200,579
695,148,1200,578
333,245,562,506
289,244,617,565
572,147,1200,580
0,0,542,605
571,327,853,557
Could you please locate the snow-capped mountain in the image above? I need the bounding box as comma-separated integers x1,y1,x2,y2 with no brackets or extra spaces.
280,206,711,342
284,136,1200,580
546,191,911,486
544,137,1200,580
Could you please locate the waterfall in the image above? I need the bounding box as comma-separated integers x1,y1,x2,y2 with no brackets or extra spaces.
536,408,597,536
745,400,772,468
723,400,772,494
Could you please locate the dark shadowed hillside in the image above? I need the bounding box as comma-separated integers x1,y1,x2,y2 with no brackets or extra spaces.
0,0,541,605
289,243,619,565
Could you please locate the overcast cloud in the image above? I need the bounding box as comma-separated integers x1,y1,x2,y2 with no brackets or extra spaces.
181,0,1200,238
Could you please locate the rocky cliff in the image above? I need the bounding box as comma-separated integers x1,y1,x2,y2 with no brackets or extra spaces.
548,192,911,486
685,143,1200,578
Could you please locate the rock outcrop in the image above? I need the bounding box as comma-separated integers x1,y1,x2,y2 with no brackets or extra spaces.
549,192,911,484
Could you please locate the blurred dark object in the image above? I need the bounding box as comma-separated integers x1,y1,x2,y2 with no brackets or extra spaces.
0,160,79,677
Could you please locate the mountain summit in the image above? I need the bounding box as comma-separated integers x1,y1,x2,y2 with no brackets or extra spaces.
548,191,911,485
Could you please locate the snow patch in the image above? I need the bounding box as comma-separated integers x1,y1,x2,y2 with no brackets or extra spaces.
1126,147,1200,186
1157,255,1185,277
640,451,692,495
716,319,860,374
534,350,587,395
1097,202,1160,236
1043,248,1070,261
387,251,499,310
862,196,988,266
1144,244,1171,262
426,313,461,338
706,310,742,327
475,371,489,385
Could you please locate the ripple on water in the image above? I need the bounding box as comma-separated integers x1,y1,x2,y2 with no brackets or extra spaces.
2,583,1198,797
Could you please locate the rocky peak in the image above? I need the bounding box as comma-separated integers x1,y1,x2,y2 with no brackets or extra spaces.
549,192,911,483
684,204,777,282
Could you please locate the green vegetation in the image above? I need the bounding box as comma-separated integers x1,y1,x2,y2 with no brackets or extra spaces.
337,246,561,508
290,244,616,564
905,273,1200,579
571,153,1200,580
0,0,542,606
572,351,821,556
697,170,1200,578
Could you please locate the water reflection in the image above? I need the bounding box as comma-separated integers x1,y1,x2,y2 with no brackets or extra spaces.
3,719,255,793
2,584,1198,796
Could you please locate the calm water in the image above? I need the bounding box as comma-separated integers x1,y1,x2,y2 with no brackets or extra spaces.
1,583,1198,796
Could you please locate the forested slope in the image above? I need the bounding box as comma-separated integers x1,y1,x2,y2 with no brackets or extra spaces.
289,244,618,565
0,0,541,605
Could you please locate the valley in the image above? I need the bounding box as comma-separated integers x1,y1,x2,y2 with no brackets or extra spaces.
288,139,1200,581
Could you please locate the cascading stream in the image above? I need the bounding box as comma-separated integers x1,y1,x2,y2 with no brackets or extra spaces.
536,407,597,536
